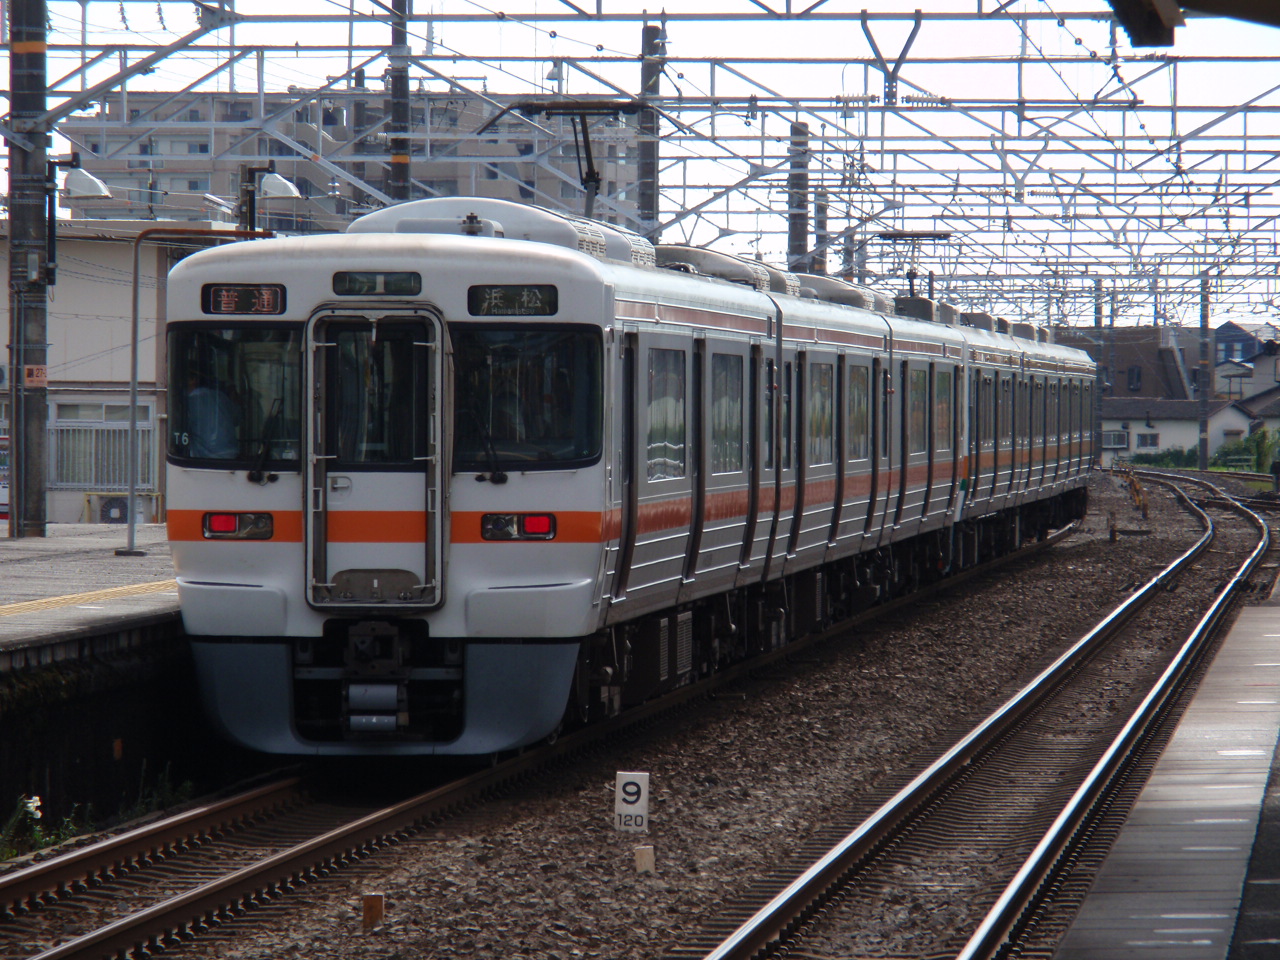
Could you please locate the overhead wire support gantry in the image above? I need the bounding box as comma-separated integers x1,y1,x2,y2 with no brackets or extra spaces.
10,1,1280,329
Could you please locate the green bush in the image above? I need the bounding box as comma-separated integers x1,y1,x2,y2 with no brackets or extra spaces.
1129,447,1199,468
1211,428,1277,472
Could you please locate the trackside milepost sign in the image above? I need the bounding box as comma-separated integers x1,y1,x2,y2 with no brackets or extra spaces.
614,772,650,833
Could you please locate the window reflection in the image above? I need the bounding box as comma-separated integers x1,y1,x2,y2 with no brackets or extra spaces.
647,348,686,480
453,325,602,469
168,325,302,465
711,354,743,474
331,325,423,465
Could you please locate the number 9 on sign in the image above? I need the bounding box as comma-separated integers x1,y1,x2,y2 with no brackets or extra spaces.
614,771,650,833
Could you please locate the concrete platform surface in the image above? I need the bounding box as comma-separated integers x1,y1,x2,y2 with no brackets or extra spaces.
0,522,177,647
1055,607,1280,960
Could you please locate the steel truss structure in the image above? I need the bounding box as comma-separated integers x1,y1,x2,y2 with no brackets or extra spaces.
14,0,1280,327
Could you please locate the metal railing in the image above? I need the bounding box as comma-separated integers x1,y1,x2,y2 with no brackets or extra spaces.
48,423,154,491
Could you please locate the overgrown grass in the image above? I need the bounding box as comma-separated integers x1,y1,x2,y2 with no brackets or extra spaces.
0,796,85,860
117,760,195,825
1,764,195,862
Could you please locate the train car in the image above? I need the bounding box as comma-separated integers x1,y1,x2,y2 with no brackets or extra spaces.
165,197,1093,756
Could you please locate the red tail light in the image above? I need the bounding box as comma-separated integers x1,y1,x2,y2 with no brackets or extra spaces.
521,514,554,537
203,512,274,540
481,513,557,541
207,513,238,534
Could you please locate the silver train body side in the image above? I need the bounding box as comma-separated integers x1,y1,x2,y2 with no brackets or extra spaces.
166,197,1094,755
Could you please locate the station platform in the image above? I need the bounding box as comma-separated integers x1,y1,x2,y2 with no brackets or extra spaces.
0,522,178,667
1055,594,1280,959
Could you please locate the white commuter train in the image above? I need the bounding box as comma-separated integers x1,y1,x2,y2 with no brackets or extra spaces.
165,197,1094,755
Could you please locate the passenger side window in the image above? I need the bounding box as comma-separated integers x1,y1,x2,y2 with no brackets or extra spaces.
808,362,834,465
847,365,870,460
765,359,776,470
908,368,928,454
1049,381,1060,438
711,353,744,474
782,361,794,470
1032,380,1044,444
977,374,993,445
647,348,686,480
934,369,952,453
1000,378,1013,442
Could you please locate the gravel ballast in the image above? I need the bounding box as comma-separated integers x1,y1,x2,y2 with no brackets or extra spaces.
180,472,1210,959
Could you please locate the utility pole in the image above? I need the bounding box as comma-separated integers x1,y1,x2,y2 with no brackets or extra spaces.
638,23,663,239
7,0,50,538
1199,273,1210,471
787,122,810,274
813,190,828,276
386,0,411,203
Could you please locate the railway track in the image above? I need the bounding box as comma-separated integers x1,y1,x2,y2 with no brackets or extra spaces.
0,521,1083,960
671,472,1270,960
0,777,352,959
4,757,534,960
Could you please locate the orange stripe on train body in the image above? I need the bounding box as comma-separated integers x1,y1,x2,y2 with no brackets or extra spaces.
704,488,752,523
167,509,305,542
168,452,1076,547
328,510,427,543
168,509,430,544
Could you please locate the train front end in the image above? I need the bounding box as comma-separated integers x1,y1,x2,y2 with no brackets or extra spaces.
166,227,609,755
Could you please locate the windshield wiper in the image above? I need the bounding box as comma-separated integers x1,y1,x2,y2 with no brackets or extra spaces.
247,398,283,485
465,409,507,484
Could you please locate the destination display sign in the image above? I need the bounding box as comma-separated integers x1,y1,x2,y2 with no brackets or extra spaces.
201,283,287,315
468,283,558,316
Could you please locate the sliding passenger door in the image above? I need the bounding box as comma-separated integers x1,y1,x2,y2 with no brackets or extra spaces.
789,351,838,566
868,357,895,540
738,345,771,585
926,363,957,519
688,343,751,598
836,357,873,548
971,368,996,511
622,334,694,612
1031,377,1046,486
896,360,930,528
305,309,443,610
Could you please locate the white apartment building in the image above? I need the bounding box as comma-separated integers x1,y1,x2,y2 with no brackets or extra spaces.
59,87,642,231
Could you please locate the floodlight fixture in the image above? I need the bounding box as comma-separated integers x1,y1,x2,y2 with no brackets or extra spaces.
62,167,112,200
259,172,302,200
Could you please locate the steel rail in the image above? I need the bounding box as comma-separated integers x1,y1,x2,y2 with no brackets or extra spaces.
698,488,1216,960
0,777,304,919
26,755,538,960
957,477,1272,959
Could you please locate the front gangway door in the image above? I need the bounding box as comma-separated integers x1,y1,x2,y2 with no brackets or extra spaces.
306,309,445,610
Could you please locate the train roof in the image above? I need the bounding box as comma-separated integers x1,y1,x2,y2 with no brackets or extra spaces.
169,197,1093,371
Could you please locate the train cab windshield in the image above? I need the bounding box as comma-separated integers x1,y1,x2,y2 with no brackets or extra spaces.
168,325,303,466
452,324,602,470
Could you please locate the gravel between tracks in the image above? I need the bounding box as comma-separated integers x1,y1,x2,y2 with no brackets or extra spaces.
177,471,1210,960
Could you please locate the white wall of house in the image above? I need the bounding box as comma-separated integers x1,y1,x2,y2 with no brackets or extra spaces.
1100,406,1252,466
46,234,165,385
1217,355,1280,399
